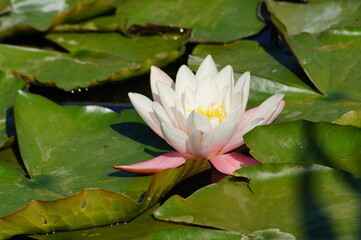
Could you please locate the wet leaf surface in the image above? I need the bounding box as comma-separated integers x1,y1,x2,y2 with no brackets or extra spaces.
154,163,361,239
114,0,265,42
267,0,361,100
0,33,185,90
0,91,209,238
244,120,361,176
333,109,361,128
0,71,26,148
0,0,115,40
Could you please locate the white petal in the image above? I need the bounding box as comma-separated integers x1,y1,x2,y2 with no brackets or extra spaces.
152,101,172,125
210,85,228,109
175,99,188,132
186,111,212,133
161,123,188,153
128,93,162,137
150,66,175,103
195,75,219,107
234,71,250,95
233,72,250,110
222,105,244,124
210,117,220,128
220,94,284,154
215,66,233,112
183,87,199,116
156,81,180,128
240,118,264,135
244,94,284,128
266,99,285,124
196,55,218,80
187,122,236,158
201,122,237,158
215,65,234,92
175,65,198,101
187,130,204,157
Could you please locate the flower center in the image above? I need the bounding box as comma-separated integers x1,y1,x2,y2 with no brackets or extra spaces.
196,105,226,122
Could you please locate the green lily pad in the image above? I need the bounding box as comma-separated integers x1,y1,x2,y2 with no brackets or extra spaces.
0,33,185,90
267,0,361,101
30,205,181,240
0,145,25,174
189,40,314,92
154,163,361,239
0,0,115,40
114,0,265,42
189,41,361,122
266,0,361,36
0,1,10,13
146,227,242,240
0,71,26,148
0,91,209,238
333,109,361,128
244,120,361,176
31,204,243,240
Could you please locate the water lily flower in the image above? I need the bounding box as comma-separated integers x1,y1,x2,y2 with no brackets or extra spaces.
114,55,285,175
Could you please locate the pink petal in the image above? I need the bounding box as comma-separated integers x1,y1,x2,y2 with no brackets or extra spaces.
113,152,190,174
209,152,261,175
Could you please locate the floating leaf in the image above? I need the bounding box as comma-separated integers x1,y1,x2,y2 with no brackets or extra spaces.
0,33,186,90
146,227,242,240
0,146,25,174
154,163,361,239
0,71,26,148
115,0,265,42
189,40,313,91
266,0,361,36
0,91,209,238
189,41,361,122
244,120,361,176
0,0,115,40
267,0,361,100
333,109,361,128
31,205,184,240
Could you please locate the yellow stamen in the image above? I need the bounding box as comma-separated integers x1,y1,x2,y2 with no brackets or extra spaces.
195,105,226,122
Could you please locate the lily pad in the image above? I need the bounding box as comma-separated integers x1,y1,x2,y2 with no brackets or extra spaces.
0,145,25,174
266,0,361,36
30,205,184,240
31,204,243,240
0,91,209,238
189,41,361,122
333,109,361,128
267,0,361,101
146,227,242,240
0,0,115,40
244,120,361,176
0,71,26,148
0,33,186,90
154,163,361,239
114,0,265,42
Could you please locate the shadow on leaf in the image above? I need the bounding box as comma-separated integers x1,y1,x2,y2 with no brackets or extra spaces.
111,122,172,151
